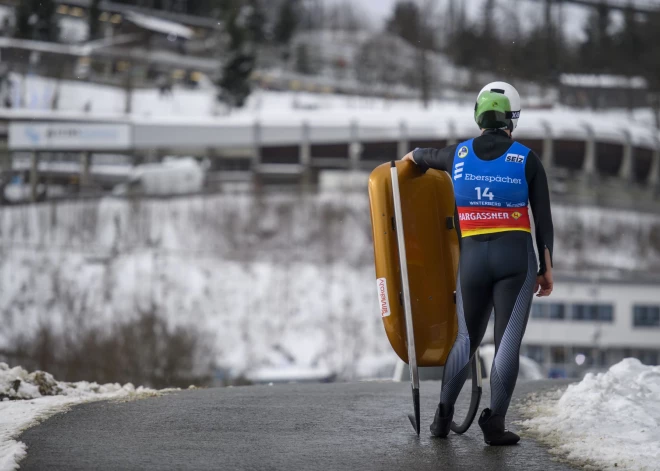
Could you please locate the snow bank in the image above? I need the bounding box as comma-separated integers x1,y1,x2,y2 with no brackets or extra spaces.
0,363,163,471
520,358,660,471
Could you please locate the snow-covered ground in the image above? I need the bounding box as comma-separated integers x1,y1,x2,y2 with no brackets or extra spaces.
0,363,166,471
0,193,393,379
4,73,216,118
519,358,660,471
1,193,659,380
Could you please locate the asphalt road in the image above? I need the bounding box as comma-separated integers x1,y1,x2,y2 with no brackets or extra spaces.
19,380,576,471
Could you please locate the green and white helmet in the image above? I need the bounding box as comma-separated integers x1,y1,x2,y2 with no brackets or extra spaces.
474,81,521,132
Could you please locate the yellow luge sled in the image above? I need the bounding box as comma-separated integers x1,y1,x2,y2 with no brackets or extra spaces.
368,161,482,435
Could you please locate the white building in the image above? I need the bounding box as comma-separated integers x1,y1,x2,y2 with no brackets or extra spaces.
484,273,660,378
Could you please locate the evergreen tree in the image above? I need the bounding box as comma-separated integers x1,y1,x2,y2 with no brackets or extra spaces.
477,0,499,71
217,0,260,108
35,0,59,42
615,2,644,76
246,0,267,44
294,43,312,75
300,0,324,31
15,0,32,39
355,34,405,89
386,0,436,106
325,2,366,32
507,0,566,85
498,2,527,82
14,0,59,41
516,26,552,82
218,53,256,107
446,14,480,71
579,2,612,73
274,0,299,45
89,0,102,40
386,1,423,47
639,11,660,127
542,0,562,83
481,0,496,43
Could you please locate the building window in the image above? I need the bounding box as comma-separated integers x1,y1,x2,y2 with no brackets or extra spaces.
531,303,566,320
571,304,614,322
550,346,566,364
633,305,660,327
640,350,659,366
626,349,659,366
524,345,544,364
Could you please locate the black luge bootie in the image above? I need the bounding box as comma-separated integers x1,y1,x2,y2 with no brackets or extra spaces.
478,408,520,446
430,404,454,438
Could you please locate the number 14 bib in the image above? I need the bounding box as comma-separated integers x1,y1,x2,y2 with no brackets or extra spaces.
451,138,531,237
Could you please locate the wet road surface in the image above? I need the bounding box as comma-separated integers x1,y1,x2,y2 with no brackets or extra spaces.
19,379,576,470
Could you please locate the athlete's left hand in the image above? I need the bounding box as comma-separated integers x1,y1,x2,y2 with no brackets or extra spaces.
535,273,553,297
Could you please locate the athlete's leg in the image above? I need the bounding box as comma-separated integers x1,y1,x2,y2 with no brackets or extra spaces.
439,239,493,410
488,234,537,416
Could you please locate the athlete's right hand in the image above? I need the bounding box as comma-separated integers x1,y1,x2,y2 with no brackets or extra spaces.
535,248,553,296
535,272,553,297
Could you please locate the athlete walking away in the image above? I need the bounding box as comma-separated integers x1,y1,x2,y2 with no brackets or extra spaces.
402,82,554,446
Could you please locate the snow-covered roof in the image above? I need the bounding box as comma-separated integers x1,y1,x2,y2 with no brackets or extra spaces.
2,72,658,151
246,365,334,384
0,36,92,56
0,34,144,57
560,74,648,90
58,16,89,44
6,104,659,151
125,11,194,40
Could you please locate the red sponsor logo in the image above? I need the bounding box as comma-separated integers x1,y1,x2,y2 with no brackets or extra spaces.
377,277,390,317
459,211,510,221
458,207,530,233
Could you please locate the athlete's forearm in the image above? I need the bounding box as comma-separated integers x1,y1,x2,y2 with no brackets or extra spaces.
533,191,554,274
535,227,554,274
535,248,554,297
412,147,454,172
527,155,554,274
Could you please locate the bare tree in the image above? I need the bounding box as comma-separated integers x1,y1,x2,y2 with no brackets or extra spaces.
386,0,437,107
324,1,368,32
355,34,407,93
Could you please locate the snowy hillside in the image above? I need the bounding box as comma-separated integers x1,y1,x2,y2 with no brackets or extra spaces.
1,193,659,379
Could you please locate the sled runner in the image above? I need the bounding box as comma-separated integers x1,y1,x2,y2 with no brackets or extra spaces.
368,160,482,435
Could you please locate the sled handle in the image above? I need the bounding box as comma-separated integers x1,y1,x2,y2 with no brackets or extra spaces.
390,161,421,434
390,161,418,389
